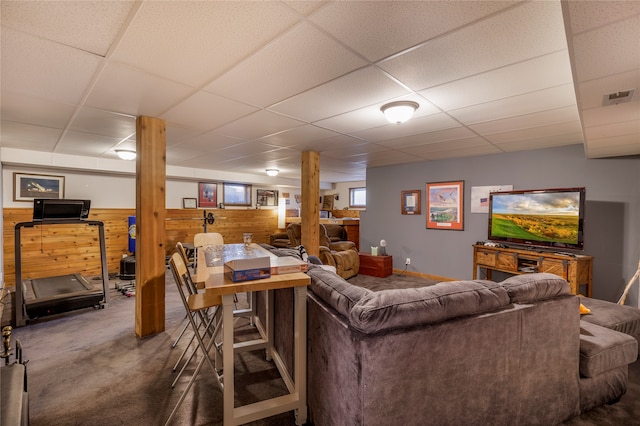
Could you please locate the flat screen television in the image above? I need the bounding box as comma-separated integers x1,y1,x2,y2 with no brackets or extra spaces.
487,187,585,251
33,199,91,221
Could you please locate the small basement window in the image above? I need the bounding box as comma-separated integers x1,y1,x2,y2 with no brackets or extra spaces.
349,187,366,208
223,183,252,206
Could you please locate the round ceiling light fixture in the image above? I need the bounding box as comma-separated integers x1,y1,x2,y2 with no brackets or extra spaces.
380,101,419,124
115,149,136,160
266,169,279,177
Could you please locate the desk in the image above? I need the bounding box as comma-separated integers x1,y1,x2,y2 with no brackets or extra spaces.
194,244,310,425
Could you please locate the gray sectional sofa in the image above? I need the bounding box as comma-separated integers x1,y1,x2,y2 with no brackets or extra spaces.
262,256,638,425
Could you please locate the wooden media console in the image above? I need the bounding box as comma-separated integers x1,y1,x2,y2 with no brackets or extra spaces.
473,244,593,297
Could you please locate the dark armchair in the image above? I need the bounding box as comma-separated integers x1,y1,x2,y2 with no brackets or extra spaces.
323,223,349,243
286,223,359,279
269,231,290,248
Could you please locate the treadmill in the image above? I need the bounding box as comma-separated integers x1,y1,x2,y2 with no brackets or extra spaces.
14,199,109,327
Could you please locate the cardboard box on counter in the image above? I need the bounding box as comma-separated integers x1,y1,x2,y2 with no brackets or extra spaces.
224,256,271,282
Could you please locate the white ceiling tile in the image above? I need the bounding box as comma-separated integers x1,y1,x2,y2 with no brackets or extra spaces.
311,1,517,62
572,14,640,82
420,51,574,111
256,125,342,148
449,84,577,125
179,132,247,153
584,120,640,140
0,93,76,129
379,1,567,90
68,107,135,139
279,133,365,153
585,134,640,157
269,66,410,122
566,0,640,35
470,106,580,136
214,141,282,159
0,121,62,151
484,121,583,144
581,102,640,127
366,151,427,167
282,1,328,17
213,110,306,141
322,142,388,160
0,0,136,56
167,146,216,165
494,135,584,151
85,63,196,116
353,113,461,143
111,1,300,87
165,125,203,147
400,136,490,155
55,130,122,156
162,91,258,132
205,22,367,108
1,28,103,105
421,144,503,160
376,127,478,149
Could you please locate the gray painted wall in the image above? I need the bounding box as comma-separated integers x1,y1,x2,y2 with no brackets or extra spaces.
361,144,640,306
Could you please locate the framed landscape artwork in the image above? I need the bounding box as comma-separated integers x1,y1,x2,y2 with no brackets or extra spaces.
426,180,464,230
14,173,65,201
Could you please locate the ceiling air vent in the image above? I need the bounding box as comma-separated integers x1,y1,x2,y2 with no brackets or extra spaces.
602,89,635,106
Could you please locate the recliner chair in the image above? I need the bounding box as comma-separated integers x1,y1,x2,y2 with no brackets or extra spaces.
286,223,359,279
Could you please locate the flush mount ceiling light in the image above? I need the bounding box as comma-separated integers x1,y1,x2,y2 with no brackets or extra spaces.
380,101,419,124
266,169,279,177
115,149,136,160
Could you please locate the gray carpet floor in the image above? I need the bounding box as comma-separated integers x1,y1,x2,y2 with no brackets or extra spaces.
10,271,640,426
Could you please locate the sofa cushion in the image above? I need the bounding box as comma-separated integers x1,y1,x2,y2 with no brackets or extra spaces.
579,321,638,377
500,273,570,303
308,266,371,317
579,296,640,344
349,280,510,334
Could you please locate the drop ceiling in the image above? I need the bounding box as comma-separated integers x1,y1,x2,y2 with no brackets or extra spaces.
1,1,638,185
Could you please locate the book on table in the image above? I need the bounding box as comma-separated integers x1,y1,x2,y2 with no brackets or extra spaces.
270,256,309,275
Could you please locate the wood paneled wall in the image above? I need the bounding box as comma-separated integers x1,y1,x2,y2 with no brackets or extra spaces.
3,207,280,287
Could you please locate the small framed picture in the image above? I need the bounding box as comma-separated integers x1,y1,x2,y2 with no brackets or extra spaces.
183,197,197,209
256,189,278,206
322,195,334,210
14,172,65,201
401,190,421,215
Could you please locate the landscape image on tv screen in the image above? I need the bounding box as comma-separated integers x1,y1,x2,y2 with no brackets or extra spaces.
490,190,582,246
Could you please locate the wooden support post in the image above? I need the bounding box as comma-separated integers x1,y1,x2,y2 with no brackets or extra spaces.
301,151,320,257
135,116,167,337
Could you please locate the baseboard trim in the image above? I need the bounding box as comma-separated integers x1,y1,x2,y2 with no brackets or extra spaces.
391,269,454,282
